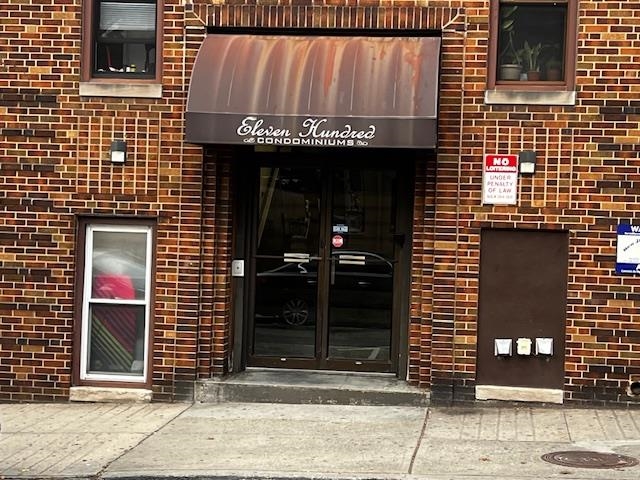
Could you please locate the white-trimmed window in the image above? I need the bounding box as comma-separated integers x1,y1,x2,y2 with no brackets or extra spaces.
79,223,153,383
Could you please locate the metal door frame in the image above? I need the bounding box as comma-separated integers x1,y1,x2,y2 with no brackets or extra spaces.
231,147,414,376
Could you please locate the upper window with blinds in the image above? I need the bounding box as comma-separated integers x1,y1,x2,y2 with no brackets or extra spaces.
84,0,160,80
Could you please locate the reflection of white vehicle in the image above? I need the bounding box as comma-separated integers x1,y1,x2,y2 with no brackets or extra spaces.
255,251,393,327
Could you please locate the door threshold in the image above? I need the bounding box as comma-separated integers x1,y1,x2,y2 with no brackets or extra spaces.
195,368,429,406
248,366,397,377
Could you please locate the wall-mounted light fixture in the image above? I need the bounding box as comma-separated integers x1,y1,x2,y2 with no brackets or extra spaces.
110,140,127,164
519,150,536,174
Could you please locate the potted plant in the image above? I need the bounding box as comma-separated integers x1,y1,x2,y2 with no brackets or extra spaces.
542,43,563,81
518,41,543,81
498,5,522,80
545,58,562,81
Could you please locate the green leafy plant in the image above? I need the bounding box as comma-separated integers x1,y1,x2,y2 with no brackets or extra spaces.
499,5,521,66
518,41,543,72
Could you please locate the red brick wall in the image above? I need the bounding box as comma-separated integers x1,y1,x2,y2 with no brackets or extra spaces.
2,0,640,405
197,149,233,379
449,1,640,405
0,0,205,401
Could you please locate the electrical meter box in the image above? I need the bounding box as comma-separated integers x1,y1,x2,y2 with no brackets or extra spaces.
494,338,512,356
535,337,553,356
516,337,532,356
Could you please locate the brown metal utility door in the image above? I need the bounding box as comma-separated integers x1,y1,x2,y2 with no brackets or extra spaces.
476,229,568,389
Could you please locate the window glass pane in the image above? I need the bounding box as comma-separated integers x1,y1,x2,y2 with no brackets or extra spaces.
92,231,148,300
253,167,321,358
88,304,145,375
94,0,156,75
256,167,321,256
497,3,566,82
328,170,395,362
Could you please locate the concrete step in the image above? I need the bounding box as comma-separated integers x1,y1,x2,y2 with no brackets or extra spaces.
195,368,430,406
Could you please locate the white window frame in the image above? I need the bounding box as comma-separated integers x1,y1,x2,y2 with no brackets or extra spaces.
80,224,152,383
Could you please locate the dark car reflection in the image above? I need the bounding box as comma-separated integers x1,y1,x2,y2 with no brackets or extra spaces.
254,251,393,327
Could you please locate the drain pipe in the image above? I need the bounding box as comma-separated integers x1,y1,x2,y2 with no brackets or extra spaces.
443,11,467,404
182,2,207,401
453,13,468,404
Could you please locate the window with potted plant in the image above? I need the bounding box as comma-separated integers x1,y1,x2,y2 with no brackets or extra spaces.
489,0,577,91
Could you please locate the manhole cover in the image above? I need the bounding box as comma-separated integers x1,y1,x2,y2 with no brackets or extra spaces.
541,451,639,469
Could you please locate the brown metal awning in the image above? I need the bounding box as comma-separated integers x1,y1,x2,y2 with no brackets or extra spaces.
186,34,441,149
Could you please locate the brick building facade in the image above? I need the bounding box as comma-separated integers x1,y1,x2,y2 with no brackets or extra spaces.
1,0,640,406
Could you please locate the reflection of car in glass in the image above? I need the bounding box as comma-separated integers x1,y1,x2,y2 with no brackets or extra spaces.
254,250,393,327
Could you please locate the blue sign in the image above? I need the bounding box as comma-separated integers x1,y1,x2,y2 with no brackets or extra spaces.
616,224,640,274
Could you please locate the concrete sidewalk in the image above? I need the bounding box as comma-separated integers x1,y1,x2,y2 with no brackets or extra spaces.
1,402,640,480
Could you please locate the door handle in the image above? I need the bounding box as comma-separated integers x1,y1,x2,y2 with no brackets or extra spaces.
330,257,336,285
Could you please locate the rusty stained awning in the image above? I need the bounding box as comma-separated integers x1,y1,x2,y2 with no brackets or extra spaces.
186,34,441,149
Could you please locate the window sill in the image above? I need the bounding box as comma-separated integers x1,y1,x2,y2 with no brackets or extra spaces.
484,89,576,106
69,386,152,403
79,82,162,99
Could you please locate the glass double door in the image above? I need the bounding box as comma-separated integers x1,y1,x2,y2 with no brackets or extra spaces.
249,163,401,372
